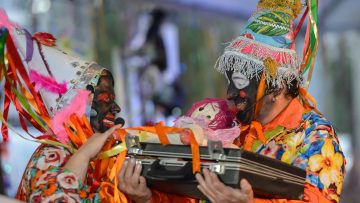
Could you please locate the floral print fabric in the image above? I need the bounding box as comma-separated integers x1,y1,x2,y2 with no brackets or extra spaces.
16,146,100,203
254,112,346,203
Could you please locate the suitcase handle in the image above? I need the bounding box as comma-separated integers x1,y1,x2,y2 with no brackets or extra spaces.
145,160,195,181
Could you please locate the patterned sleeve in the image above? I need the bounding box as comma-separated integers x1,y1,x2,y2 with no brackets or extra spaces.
254,123,345,203
16,145,100,203
292,124,346,203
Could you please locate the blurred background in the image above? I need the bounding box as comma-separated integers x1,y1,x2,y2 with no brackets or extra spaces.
0,0,359,202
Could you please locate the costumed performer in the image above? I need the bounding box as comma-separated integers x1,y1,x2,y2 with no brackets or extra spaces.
0,13,125,202
118,0,346,202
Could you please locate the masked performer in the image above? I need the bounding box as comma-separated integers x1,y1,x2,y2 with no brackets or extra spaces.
118,1,346,203
0,15,127,202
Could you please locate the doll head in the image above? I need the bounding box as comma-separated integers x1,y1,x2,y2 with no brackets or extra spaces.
185,98,235,130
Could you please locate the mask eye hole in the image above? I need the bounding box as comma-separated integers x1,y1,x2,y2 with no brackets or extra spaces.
206,115,211,119
199,107,204,111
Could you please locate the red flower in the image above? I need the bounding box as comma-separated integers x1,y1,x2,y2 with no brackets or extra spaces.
57,173,79,189
33,32,57,46
242,32,254,40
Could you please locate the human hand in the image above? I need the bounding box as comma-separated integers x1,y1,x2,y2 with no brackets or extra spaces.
118,158,152,203
64,124,123,182
77,124,123,160
196,168,255,203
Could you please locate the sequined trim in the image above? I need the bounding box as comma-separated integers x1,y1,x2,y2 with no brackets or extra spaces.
53,63,104,115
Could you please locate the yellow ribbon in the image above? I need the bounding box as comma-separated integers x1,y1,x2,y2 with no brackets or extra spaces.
97,131,150,159
305,0,319,89
0,110,74,153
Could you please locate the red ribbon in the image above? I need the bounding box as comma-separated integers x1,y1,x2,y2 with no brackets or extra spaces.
1,30,51,141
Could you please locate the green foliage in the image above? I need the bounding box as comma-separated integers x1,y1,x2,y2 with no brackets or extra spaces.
247,11,290,36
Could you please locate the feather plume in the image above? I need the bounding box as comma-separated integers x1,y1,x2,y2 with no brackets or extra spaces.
29,69,68,94
51,90,90,143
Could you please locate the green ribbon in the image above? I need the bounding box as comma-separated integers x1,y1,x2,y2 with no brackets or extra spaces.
303,0,319,89
0,28,48,132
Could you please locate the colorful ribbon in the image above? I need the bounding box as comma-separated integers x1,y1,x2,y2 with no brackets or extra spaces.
301,0,319,89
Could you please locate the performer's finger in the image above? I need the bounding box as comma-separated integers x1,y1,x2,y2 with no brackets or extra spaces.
205,169,230,200
195,173,206,186
203,169,220,191
118,159,127,179
139,176,148,192
230,179,253,201
124,158,136,179
117,160,128,190
208,171,230,196
103,124,123,138
197,184,216,203
240,179,254,198
131,163,142,186
198,169,218,200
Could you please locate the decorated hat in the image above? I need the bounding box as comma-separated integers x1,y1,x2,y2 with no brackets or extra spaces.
216,0,310,88
0,10,105,141
11,29,105,115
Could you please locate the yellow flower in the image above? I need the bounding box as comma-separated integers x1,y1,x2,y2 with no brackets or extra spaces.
281,132,304,164
308,139,343,188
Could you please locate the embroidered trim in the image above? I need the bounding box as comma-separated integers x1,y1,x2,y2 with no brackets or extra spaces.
53,63,104,115
253,19,290,31
220,36,298,67
215,36,301,88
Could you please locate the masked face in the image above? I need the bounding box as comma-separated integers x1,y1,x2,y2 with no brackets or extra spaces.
90,72,121,132
226,70,260,125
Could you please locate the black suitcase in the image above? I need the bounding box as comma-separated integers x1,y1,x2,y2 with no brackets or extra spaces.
125,136,306,200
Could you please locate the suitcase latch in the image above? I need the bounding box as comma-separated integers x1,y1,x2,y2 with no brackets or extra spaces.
125,135,143,155
209,163,225,174
207,140,226,160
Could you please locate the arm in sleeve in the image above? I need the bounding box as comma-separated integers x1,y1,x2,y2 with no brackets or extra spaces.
256,126,345,203
16,145,101,202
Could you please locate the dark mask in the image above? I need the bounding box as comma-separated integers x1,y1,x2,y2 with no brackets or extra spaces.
226,70,261,125
90,72,121,132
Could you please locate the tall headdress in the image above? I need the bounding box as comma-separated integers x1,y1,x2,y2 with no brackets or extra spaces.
216,0,319,89
215,0,320,150
0,10,105,142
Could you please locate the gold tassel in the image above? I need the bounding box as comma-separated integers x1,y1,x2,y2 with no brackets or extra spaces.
292,0,303,18
257,0,304,19
264,58,279,79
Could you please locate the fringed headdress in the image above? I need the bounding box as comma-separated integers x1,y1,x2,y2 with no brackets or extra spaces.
216,0,319,89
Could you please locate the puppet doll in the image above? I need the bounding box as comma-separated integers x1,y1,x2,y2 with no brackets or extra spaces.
174,98,240,148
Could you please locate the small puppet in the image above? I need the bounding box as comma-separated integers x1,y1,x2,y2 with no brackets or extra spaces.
174,98,240,148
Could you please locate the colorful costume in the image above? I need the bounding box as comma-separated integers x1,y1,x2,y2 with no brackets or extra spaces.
247,99,345,203
215,0,346,202
0,12,114,202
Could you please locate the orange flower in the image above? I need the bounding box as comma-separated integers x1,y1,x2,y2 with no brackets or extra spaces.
43,184,57,196
79,190,87,198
